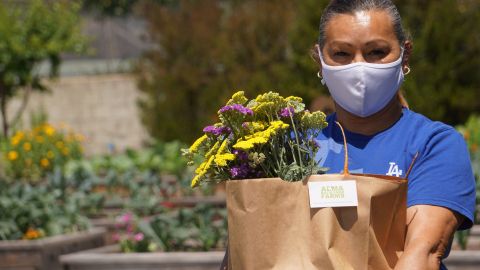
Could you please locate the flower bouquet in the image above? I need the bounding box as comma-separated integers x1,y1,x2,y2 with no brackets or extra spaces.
183,91,328,186
184,91,409,270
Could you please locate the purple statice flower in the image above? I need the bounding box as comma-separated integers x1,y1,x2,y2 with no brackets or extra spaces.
203,125,231,136
230,164,251,179
233,150,248,161
219,104,253,116
279,106,295,118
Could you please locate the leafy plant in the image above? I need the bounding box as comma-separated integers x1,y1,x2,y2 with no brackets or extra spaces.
112,212,157,253
454,115,480,249
0,177,90,240
140,204,227,252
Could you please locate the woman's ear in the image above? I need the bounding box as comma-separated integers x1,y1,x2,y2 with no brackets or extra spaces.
403,40,413,72
311,44,323,76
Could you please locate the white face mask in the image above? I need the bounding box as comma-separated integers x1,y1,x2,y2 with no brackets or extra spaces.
319,48,405,117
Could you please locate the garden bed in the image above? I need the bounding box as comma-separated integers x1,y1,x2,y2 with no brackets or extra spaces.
0,228,106,270
444,250,480,270
60,245,224,270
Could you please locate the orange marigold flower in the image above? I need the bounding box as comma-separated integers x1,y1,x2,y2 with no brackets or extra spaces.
23,142,32,152
23,228,42,240
7,151,19,161
40,158,50,168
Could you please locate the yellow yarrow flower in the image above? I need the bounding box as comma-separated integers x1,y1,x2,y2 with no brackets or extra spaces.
191,155,215,187
233,140,255,150
7,151,19,161
234,121,289,150
214,153,236,167
189,135,208,153
285,96,303,103
205,141,221,158
47,151,55,159
217,139,229,154
227,91,248,105
253,101,275,114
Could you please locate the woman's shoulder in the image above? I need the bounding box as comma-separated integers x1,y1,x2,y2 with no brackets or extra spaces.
401,109,465,147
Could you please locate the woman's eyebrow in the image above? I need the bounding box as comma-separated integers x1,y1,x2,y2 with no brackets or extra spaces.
329,40,355,48
364,39,390,46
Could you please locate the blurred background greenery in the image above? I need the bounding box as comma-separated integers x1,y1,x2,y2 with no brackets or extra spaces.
0,0,478,253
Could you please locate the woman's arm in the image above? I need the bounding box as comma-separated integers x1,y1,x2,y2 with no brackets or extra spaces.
394,205,464,270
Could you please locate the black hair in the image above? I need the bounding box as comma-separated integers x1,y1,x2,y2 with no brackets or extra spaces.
318,0,408,48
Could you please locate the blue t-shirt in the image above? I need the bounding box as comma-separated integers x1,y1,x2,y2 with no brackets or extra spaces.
315,108,476,269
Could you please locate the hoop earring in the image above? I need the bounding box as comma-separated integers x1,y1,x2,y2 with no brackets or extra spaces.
317,71,326,85
404,66,411,75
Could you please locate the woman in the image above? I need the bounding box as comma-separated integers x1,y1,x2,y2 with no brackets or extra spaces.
221,1,476,269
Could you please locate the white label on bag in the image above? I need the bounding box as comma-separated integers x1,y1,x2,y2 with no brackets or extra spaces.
308,181,358,208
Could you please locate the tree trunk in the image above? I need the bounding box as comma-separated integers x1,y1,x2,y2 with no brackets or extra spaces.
10,86,32,131
0,83,9,138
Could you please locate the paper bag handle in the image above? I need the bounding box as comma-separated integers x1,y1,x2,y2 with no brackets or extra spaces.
335,121,350,176
335,121,419,180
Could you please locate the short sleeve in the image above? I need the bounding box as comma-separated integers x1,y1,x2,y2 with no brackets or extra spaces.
407,126,476,230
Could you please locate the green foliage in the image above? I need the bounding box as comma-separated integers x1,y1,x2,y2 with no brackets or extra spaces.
0,171,92,240
63,140,213,215
136,0,325,143
137,0,479,143
0,0,86,136
396,0,480,125
113,212,157,252
82,0,177,17
455,115,480,249
140,204,227,251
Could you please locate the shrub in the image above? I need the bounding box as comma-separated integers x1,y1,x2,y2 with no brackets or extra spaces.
1,123,83,181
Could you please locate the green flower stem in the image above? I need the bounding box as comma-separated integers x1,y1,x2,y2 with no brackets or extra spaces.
289,113,303,169
269,138,281,173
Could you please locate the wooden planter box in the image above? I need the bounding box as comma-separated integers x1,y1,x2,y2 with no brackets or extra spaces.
60,245,224,270
444,250,480,270
452,225,480,250
0,228,106,270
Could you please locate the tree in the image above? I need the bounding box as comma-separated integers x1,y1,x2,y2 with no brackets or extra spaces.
137,0,480,143
137,0,320,143
0,0,86,137
398,0,480,125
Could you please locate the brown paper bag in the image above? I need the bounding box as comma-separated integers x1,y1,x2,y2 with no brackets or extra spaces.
226,124,417,270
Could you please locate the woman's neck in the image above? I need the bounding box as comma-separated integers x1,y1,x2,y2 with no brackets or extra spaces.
335,97,403,136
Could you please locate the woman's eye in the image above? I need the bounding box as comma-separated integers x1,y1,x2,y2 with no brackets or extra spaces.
368,49,386,57
333,51,350,57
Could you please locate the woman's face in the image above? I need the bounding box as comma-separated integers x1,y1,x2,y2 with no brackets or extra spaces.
320,10,405,66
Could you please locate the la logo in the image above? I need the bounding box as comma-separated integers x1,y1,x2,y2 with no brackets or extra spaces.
387,162,403,177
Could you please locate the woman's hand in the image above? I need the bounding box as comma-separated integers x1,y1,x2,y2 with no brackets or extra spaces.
394,205,464,270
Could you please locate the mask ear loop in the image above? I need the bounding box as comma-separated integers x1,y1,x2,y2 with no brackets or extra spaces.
316,46,326,85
